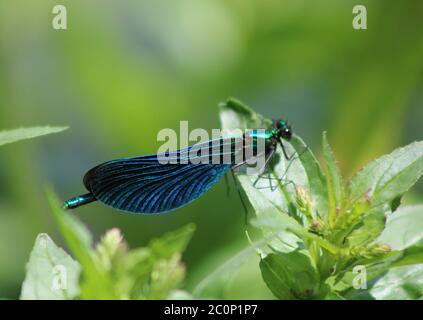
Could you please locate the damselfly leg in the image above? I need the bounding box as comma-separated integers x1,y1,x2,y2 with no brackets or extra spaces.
252,145,310,191
252,149,298,191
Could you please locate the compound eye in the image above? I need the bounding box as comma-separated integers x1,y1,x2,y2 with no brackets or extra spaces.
283,127,292,139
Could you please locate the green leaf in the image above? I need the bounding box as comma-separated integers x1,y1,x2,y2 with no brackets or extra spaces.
46,188,94,270
348,141,423,208
378,205,423,250
390,244,423,267
252,208,307,237
144,225,195,299
322,132,345,226
290,135,328,221
193,243,262,298
252,209,339,255
260,250,319,299
46,188,117,299
119,225,195,300
0,126,68,147
345,207,386,247
370,265,423,300
149,224,195,259
20,234,81,300
146,253,186,299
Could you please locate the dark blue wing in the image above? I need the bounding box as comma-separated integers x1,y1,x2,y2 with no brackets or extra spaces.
83,141,234,214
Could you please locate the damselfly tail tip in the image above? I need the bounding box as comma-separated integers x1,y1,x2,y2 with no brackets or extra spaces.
63,193,96,210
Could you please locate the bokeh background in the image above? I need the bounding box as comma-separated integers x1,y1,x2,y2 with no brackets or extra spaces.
0,0,422,298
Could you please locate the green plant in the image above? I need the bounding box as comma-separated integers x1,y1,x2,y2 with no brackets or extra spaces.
219,98,423,299
2,126,194,300
20,190,195,300
0,126,68,147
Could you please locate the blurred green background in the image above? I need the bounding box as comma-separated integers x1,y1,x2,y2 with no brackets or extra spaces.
0,0,422,299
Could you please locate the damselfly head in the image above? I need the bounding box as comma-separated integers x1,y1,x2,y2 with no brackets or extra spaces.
274,119,292,140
